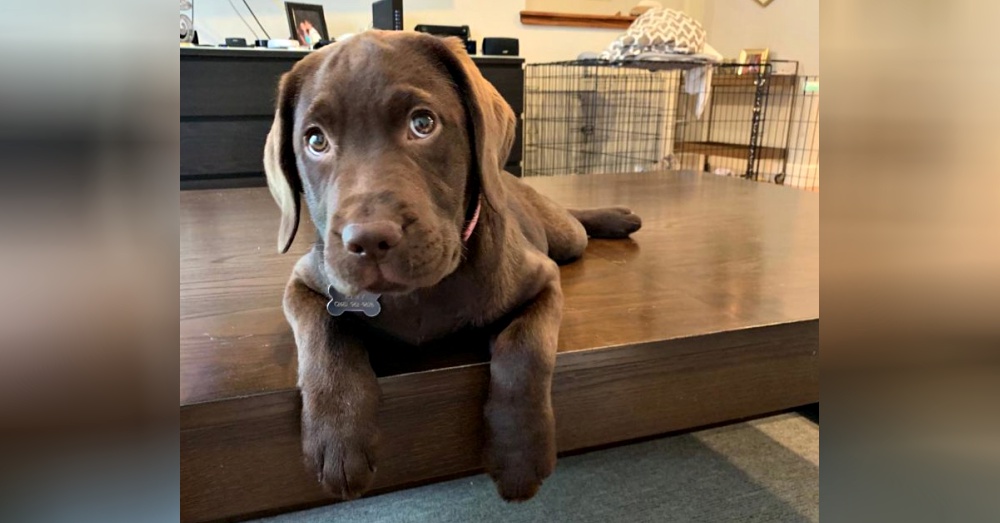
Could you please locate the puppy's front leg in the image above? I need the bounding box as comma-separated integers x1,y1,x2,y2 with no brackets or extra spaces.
285,254,380,500
485,260,562,502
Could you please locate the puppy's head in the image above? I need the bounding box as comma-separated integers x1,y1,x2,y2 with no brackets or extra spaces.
264,31,515,296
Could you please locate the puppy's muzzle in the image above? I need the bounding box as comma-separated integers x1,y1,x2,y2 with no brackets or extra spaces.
340,220,403,260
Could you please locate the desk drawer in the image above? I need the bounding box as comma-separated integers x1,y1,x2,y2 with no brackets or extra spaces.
181,57,299,118
180,119,270,176
181,57,521,118
181,118,522,181
510,117,523,164
180,51,525,186
480,64,524,114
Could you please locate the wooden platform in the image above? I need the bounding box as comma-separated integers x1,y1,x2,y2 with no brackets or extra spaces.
180,171,818,522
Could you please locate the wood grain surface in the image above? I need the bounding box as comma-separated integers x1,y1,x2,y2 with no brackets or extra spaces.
519,11,637,29
182,171,816,406
180,171,818,522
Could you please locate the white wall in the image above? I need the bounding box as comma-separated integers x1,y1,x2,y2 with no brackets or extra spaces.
194,0,818,178
192,0,816,70
702,0,819,75
193,0,629,63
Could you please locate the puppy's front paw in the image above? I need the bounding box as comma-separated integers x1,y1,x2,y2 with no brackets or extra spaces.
485,403,556,502
575,206,642,238
302,413,378,500
488,448,555,502
602,207,642,237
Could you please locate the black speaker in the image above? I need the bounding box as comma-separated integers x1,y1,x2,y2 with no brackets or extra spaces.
465,39,477,55
482,37,518,56
224,37,248,47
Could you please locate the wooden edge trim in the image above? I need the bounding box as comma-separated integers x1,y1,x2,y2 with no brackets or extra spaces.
180,320,818,431
180,320,818,522
520,10,636,29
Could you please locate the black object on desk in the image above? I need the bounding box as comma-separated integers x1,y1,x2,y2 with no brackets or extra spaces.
180,47,524,189
372,0,403,30
483,37,519,57
414,24,470,41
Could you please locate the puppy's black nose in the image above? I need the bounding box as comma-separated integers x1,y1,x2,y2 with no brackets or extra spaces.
341,221,403,258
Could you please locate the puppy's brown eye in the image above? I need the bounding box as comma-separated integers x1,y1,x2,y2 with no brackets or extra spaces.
304,128,328,153
408,110,436,139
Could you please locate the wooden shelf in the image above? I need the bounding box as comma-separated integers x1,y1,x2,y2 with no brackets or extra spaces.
675,141,787,160
520,10,636,29
712,74,798,88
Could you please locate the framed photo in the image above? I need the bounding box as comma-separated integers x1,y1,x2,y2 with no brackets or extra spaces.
285,2,329,48
180,0,194,43
738,48,770,75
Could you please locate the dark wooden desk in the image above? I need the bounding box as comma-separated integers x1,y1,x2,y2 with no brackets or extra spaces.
180,171,818,522
180,47,524,189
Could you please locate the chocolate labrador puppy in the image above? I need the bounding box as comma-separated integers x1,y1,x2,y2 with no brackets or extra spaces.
264,31,641,502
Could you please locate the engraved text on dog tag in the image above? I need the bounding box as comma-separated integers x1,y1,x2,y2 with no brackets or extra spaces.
327,286,382,317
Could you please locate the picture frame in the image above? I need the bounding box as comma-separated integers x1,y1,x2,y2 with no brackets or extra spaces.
285,2,329,48
738,48,770,75
180,0,194,43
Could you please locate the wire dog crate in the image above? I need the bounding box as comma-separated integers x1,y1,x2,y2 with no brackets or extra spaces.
523,60,820,190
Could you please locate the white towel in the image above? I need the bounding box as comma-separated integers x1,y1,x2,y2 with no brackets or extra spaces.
683,44,723,119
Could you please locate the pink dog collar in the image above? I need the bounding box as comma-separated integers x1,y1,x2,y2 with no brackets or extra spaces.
462,199,481,243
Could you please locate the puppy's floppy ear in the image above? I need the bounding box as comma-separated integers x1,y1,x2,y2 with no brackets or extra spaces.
264,69,305,253
426,36,515,210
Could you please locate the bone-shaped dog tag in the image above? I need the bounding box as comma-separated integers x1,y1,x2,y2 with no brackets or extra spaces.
326,286,382,317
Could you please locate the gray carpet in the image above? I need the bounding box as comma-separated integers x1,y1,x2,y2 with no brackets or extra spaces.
254,413,819,523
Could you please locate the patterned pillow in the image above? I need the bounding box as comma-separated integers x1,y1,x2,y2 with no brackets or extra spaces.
600,8,706,61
